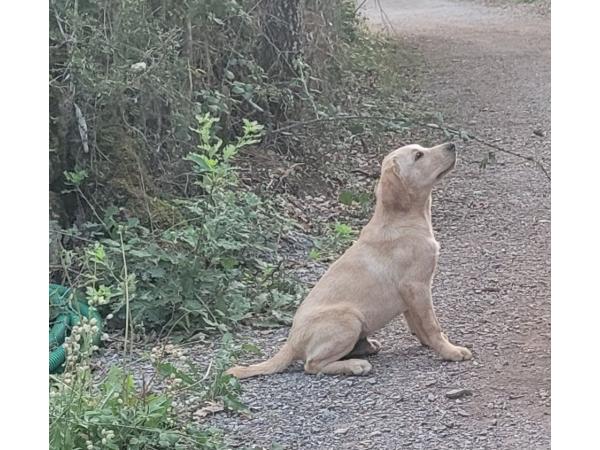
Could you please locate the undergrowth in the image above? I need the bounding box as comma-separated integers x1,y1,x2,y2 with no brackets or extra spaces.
57,114,306,335
49,321,249,449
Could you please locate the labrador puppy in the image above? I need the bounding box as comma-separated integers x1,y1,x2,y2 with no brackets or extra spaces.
227,143,472,378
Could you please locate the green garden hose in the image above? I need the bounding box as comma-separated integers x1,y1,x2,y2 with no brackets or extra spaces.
49,284,103,373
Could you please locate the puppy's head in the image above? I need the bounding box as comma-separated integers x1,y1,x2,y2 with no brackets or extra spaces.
376,143,457,212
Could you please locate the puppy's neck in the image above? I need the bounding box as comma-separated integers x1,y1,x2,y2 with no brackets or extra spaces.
367,194,433,236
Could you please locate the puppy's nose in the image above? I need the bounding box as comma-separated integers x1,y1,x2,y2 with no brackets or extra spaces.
445,143,456,152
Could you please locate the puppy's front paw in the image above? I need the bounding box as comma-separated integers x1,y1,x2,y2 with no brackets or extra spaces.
442,345,472,361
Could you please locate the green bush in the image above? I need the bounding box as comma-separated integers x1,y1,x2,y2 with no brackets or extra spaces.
58,115,305,333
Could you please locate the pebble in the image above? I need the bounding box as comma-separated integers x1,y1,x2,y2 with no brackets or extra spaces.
446,389,473,399
457,408,471,417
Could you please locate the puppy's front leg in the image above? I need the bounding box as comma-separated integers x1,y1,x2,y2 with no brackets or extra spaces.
401,283,472,361
404,310,430,346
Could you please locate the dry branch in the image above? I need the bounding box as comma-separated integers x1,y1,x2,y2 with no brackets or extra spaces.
269,115,550,181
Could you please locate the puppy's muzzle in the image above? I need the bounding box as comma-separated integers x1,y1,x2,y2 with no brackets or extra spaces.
444,142,456,153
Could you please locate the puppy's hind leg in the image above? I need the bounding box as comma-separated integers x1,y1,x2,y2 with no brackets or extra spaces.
344,337,382,358
303,313,372,376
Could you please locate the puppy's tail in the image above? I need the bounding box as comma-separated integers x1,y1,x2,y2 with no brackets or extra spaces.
226,343,295,379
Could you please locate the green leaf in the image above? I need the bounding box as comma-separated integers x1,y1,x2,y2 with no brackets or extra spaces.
358,192,371,203
335,223,353,236
241,343,263,355
221,257,238,270
185,153,217,172
146,266,166,279
64,169,88,186
129,249,153,258
346,123,364,135
231,84,245,95
222,145,237,162
156,362,194,385
339,191,354,205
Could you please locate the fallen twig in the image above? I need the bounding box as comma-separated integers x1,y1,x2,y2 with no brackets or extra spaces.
351,168,378,179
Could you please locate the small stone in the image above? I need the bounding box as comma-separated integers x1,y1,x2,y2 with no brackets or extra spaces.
130,62,147,72
428,393,436,402
457,408,471,417
334,428,349,435
446,389,473,399
424,380,437,387
369,431,382,437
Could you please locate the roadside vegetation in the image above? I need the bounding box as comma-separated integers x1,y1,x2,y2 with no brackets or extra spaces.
49,1,426,447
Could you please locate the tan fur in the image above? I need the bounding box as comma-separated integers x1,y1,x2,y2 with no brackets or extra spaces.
227,143,472,379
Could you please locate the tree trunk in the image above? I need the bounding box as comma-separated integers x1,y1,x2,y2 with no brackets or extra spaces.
260,0,304,79
259,0,305,123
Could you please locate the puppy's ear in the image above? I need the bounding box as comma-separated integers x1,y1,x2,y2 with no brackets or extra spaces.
378,157,411,212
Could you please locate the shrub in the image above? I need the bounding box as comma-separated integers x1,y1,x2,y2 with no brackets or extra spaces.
57,115,305,333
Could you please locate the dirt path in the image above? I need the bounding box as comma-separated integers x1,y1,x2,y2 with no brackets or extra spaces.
208,1,551,448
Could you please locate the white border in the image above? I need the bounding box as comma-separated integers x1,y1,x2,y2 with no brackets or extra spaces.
1,1,48,448
552,1,600,449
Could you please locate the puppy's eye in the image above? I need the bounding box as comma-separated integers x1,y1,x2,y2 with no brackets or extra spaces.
414,151,424,161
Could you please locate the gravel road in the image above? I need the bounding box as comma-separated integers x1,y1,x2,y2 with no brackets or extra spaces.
205,1,551,448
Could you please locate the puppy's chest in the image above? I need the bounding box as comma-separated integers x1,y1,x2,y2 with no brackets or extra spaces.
386,238,439,266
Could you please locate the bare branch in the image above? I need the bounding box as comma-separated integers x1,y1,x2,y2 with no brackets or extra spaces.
269,114,550,181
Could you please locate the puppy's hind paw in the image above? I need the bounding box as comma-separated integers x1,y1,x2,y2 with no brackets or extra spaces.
366,338,382,354
349,359,373,376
